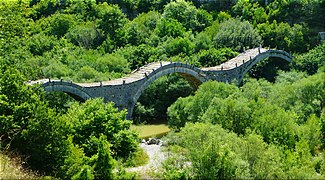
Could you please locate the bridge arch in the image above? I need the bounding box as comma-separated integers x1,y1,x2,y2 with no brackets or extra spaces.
128,62,207,118
238,50,293,84
43,81,91,102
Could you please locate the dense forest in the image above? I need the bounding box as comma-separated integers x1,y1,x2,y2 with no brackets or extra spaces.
0,0,324,179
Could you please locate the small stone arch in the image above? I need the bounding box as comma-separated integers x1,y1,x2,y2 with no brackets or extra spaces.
43,82,91,102
238,50,293,84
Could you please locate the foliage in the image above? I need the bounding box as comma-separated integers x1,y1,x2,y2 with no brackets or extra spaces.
0,68,140,178
66,22,105,49
27,33,58,56
202,96,253,135
164,36,195,56
62,98,138,159
257,21,310,52
47,13,78,38
93,2,128,48
124,11,161,46
162,122,324,179
321,110,325,147
154,18,186,38
267,0,325,30
293,42,325,75
163,0,212,32
168,81,238,130
168,71,324,149
214,18,263,52
0,68,70,174
1,0,325,178
232,0,268,24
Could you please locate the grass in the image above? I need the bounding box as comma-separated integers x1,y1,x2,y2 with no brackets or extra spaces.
130,124,171,139
123,147,149,167
0,152,38,179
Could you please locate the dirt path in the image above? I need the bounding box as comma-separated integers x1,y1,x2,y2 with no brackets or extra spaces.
127,143,166,178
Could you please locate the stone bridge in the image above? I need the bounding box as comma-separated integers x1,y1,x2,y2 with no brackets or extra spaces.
29,47,292,119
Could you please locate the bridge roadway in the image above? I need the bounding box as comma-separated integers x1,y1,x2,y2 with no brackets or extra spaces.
29,47,292,119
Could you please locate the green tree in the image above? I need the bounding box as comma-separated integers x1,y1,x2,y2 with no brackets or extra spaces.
66,22,105,49
163,0,212,32
175,123,250,179
257,21,309,52
92,135,116,179
27,33,57,56
164,36,195,56
96,2,128,46
115,44,161,70
61,98,138,159
232,0,268,24
94,53,130,74
193,32,213,52
251,100,298,148
30,0,66,20
43,61,70,79
168,81,238,130
214,18,262,52
202,97,253,135
75,65,100,82
298,114,322,155
47,13,77,38
294,42,325,75
124,11,161,46
242,132,285,179
154,18,186,38
321,109,325,147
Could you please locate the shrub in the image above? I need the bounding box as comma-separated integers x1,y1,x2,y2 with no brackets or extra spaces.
214,18,262,52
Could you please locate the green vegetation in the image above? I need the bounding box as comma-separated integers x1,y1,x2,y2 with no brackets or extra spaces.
0,0,324,179
0,68,139,178
164,44,325,178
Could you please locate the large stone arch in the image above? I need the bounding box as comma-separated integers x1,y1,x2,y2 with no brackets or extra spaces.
238,50,293,84
43,81,91,102
127,62,207,118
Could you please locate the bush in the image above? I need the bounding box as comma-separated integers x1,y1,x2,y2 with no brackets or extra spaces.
167,81,238,130
154,18,186,38
47,13,77,38
27,33,57,56
293,42,325,75
162,123,322,179
66,22,105,49
202,97,253,135
214,18,262,52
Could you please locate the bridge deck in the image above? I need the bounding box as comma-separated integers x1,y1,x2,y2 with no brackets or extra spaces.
202,47,267,71
78,61,171,87
28,47,277,87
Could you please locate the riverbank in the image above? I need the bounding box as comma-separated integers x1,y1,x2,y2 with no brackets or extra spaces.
127,142,166,179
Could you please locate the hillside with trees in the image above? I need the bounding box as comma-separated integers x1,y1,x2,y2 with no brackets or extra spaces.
0,0,324,179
